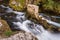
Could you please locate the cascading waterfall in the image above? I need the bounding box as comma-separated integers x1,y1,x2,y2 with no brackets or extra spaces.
12,11,60,40
1,5,60,40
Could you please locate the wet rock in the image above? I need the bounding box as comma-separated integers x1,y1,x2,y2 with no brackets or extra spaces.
1,13,20,31
51,16,60,23
1,13,17,22
0,5,13,16
0,5,6,13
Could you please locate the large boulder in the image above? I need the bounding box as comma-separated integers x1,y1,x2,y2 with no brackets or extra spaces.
26,4,43,24
0,18,12,37
27,4,39,21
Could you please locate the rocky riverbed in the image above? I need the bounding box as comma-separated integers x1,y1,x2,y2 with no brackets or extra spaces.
0,0,60,40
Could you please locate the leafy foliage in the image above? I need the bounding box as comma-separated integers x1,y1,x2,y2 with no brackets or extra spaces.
41,0,60,14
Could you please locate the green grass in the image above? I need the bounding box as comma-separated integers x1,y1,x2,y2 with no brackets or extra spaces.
4,31,12,37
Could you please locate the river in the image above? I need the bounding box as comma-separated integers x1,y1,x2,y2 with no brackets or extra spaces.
0,5,60,40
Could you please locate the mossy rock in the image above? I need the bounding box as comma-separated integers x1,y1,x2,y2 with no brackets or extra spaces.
0,18,12,37
9,0,26,11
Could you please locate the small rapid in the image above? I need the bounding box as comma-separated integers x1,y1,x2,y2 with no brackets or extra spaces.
12,11,60,40
0,5,60,40
40,13,60,27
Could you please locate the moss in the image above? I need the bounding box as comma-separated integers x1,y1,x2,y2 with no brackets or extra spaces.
9,0,26,11
0,19,12,37
39,0,60,15
43,0,54,10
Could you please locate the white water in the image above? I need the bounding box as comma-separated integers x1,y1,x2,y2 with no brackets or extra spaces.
12,11,60,40
1,5,60,40
52,16,60,18
40,14,60,27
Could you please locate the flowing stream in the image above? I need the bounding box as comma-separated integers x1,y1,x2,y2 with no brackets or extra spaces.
1,5,60,40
